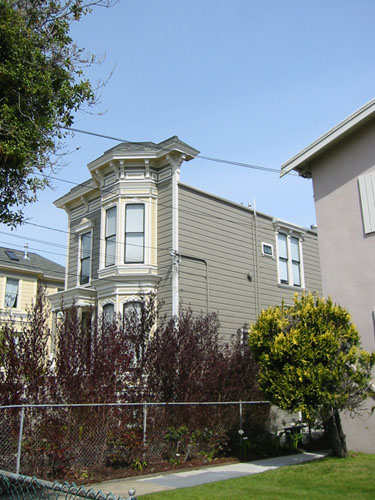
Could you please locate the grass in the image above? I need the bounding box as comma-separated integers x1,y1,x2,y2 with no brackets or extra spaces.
139,453,375,499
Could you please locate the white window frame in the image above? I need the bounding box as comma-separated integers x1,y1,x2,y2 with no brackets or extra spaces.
79,230,93,285
73,217,94,286
262,242,274,257
275,228,305,289
123,300,142,321
4,277,20,309
358,171,375,234
102,302,115,321
105,206,117,267
124,203,145,264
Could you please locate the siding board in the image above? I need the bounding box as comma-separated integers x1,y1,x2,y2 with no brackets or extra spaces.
178,183,322,341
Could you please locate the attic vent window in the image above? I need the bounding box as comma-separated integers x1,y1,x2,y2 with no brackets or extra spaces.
5,250,19,261
262,243,273,257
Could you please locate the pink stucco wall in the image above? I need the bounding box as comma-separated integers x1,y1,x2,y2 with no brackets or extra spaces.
310,120,375,452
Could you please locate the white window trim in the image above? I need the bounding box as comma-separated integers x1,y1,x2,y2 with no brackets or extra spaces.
262,242,274,258
124,202,146,264
100,202,118,269
78,230,93,286
4,276,22,310
358,171,375,234
101,299,116,315
274,228,305,289
121,296,142,312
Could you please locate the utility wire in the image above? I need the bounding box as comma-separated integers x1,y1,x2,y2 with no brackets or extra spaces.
64,126,297,175
33,173,258,231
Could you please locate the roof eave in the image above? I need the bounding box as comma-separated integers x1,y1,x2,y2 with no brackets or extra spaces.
280,98,375,177
87,137,200,172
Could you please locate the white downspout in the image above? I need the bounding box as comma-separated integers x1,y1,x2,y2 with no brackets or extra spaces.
171,159,181,317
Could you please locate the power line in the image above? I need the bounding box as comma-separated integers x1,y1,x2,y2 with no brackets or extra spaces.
0,230,68,250
65,126,296,175
33,173,257,232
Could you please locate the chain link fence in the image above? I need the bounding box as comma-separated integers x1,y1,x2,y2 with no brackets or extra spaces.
0,401,270,478
0,470,136,500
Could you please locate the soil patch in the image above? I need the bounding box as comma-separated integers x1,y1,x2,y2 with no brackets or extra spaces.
62,456,239,486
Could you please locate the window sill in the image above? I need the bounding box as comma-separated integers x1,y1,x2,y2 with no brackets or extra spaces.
277,283,305,291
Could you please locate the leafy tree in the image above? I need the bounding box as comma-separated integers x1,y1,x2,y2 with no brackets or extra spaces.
0,286,52,405
0,0,116,226
249,293,375,457
143,309,261,403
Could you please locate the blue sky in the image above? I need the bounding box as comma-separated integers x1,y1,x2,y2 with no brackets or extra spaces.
2,0,375,266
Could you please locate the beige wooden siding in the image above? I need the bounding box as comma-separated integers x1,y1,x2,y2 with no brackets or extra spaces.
157,179,173,317
67,224,79,289
0,276,5,309
178,184,256,342
20,276,37,311
178,184,322,342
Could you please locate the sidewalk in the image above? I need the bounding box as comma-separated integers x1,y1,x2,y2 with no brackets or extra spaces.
90,450,329,498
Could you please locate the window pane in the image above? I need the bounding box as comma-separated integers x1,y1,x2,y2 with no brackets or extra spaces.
278,233,288,259
290,237,300,262
106,207,116,237
124,301,141,319
125,234,144,262
80,258,90,284
279,258,289,283
103,303,114,320
5,278,19,308
106,236,116,266
126,204,144,232
292,261,301,286
81,232,91,258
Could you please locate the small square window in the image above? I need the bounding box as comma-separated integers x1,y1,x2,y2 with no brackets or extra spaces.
262,243,273,257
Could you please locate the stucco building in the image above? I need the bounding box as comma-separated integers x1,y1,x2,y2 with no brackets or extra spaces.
281,99,375,452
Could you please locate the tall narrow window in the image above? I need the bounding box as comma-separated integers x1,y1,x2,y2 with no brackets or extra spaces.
290,236,301,286
125,204,144,263
5,278,19,308
277,232,303,287
277,233,289,284
123,301,142,321
105,206,116,267
103,303,115,321
80,232,92,284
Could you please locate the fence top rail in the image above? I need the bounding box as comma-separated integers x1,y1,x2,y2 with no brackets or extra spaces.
0,400,270,410
0,470,128,500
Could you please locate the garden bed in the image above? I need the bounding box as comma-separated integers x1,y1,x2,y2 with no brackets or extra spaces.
62,455,240,485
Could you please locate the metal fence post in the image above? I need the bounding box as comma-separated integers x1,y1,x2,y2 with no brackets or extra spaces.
239,401,243,430
143,404,147,456
16,406,25,474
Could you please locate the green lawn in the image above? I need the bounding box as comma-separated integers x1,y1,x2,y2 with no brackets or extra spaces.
140,453,375,499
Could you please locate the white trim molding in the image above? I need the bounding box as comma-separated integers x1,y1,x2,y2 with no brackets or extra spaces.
281,99,375,177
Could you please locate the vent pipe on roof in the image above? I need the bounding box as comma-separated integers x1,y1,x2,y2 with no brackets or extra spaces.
24,243,30,260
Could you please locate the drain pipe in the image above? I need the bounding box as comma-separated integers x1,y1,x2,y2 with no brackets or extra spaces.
253,199,261,317
179,253,210,313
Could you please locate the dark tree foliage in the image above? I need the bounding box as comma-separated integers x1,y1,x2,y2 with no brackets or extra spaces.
53,305,133,403
0,292,262,405
144,311,261,403
0,287,52,405
0,0,116,226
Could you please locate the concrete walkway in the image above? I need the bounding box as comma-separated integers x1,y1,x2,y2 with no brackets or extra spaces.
90,450,329,498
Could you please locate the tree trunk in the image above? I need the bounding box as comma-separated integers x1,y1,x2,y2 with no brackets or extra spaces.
326,410,348,458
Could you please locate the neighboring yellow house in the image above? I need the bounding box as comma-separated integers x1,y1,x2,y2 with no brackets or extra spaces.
0,245,65,330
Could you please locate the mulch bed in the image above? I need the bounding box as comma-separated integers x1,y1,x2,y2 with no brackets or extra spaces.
63,456,240,486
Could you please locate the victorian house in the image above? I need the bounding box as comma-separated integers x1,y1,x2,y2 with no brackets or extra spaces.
50,136,322,342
